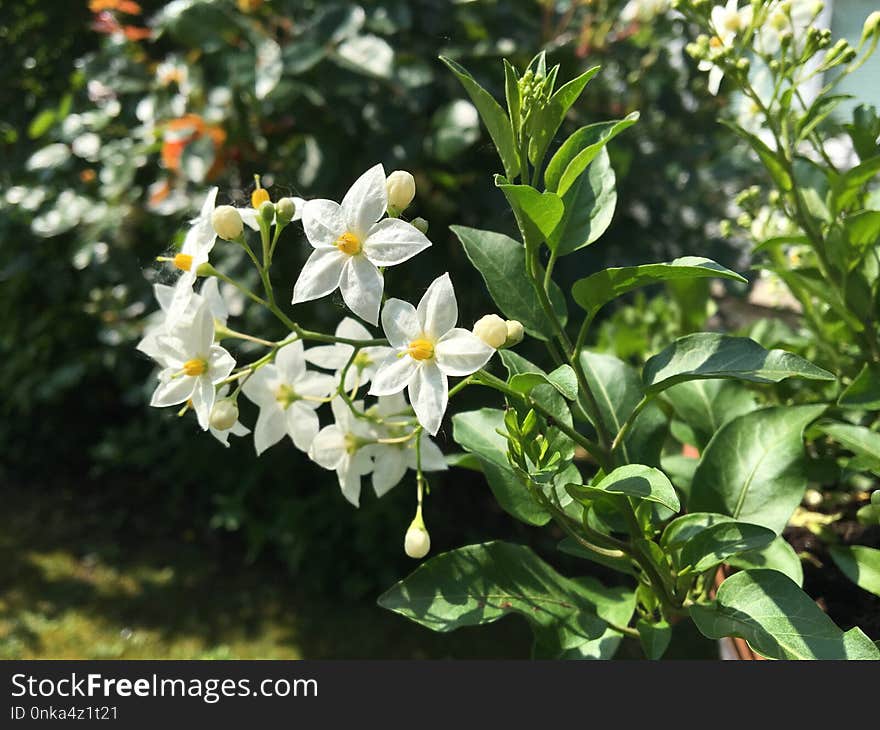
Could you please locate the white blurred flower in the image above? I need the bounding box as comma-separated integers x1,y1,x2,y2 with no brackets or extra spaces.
620,0,669,24
369,273,495,435
711,0,753,44
755,0,815,56
72,133,101,162
304,317,392,390
149,302,236,430
292,164,432,325
241,339,336,454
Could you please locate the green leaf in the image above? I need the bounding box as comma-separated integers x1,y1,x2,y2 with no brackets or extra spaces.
568,464,680,512
661,512,734,549
839,363,880,410
689,406,826,533
796,94,850,142
643,333,835,395
831,155,880,214
637,619,672,660
679,521,776,573
452,408,551,526
690,569,880,659
546,148,616,255
830,545,880,598
664,379,758,451
503,60,521,141
451,225,567,339
571,257,746,319
440,56,519,179
726,536,804,587
558,537,636,576
721,120,792,191
28,109,56,139
495,177,564,243
378,541,609,650
579,351,667,467
844,210,880,251
545,113,639,195
527,66,601,173
817,422,880,472
509,364,578,401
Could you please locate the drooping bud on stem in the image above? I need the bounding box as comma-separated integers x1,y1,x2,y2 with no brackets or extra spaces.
404,507,430,559
210,399,239,431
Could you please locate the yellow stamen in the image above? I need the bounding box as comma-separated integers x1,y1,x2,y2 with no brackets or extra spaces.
710,35,723,48
251,187,270,208
407,338,434,361
173,253,193,271
335,231,362,256
183,358,208,376
275,383,298,408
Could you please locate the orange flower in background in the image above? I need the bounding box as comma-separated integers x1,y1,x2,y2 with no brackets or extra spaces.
89,0,143,14
161,114,227,180
122,25,152,41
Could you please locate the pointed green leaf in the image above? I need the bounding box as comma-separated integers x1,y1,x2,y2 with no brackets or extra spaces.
378,541,610,650
451,225,567,339
679,521,776,573
817,422,880,472
503,59,521,141
726,536,804,586
831,154,880,214
690,569,880,659
721,120,792,191
829,545,880,598
572,257,745,318
440,56,519,179
637,619,672,660
643,333,835,395
495,177,564,242
689,405,826,533
568,464,680,512
661,512,734,549
664,379,758,450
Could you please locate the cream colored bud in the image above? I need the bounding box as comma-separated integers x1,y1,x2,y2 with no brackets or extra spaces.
275,197,297,224
864,11,880,39
504,319,525,347
210,399,239,431
473,314,508,349
212,205,243,241
385,170,416,214
404,521,431,559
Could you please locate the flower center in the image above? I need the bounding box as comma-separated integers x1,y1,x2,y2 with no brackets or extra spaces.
353,351,373,369
343,433,361,454
335,231,362,256
710,35,723,48
173,253,193,271
769,10,787,31
407,338,434,361
274,383,299,408
183,358,208,376
722,12,741,33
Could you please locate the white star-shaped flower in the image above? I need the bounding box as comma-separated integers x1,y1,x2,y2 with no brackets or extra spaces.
369,273,495,435
166,186,218,325
308,398,378,506
304,317,392,391
292,163,432,325
366,393,448,497
241,339,336,454
149,300,236,430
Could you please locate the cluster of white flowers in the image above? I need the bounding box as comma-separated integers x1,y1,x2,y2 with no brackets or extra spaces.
139,164,524,555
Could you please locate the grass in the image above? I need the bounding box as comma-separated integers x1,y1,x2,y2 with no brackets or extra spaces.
0,483,531,659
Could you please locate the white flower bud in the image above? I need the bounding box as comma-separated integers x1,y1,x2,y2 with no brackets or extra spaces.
210,399,239,431
472,314,508,349
404,519,431,559
276,197,297,224
386,170,416,215
212,205,243,241
504,319,525,347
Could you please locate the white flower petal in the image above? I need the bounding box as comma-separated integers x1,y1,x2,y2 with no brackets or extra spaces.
154,283,176,312
434,328,494,376
369,352,419,396
191,375,215,430
376,392,409,418
254,407,287,455
242,365,278,407
337,461,363,507
371,448,407,497
340,163,386,236
286,403,319,451
408,361,447,436
200,277,228,324
302,199,345,248
275,339,306,383
304,342,352,370
292,248,345,304
240,207,260,231
309,424,346,470
380,298,420,348
208,346,236,382
336,316,372,341
363,218,431,266
409,433,448,472
150,373,196,408
296,371,337,400
339,255,383,325
418,273,457,339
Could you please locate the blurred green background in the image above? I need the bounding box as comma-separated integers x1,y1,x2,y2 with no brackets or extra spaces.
1,0,760,658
